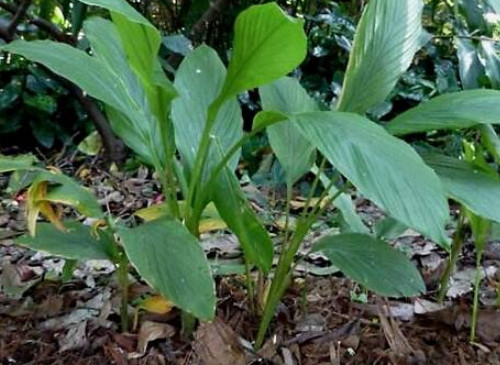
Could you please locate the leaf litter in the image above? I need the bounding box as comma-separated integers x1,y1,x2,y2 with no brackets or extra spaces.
1,157,500,364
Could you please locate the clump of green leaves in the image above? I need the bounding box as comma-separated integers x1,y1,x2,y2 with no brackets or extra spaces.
3,0,500,348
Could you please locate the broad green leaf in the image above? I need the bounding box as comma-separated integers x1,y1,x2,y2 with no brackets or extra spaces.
481,40,500,89
16,221,114,261
79,0,160,78
423,153,500,224
2,41,122,110
83,17,165,166
480,124,500,164
219,3,307,101
118,218,215,320
386,90,500,135
260,77,317,185
172,46,242,181
293,112,449,247
80,0,176,112
212,168,273,273
456,36,484,89
337,0,423,113
0,154,37,173
313,233,425,297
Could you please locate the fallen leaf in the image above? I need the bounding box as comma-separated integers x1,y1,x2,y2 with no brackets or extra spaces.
59,320,88,352
194,317,248,365
135,321,175,356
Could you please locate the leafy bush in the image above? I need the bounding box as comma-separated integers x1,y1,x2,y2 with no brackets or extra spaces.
2,0,500,346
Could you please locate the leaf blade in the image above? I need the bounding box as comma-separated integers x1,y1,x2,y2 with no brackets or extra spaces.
337,0,423,113
118,218,215,320
293,112,449,247
313,233,425,297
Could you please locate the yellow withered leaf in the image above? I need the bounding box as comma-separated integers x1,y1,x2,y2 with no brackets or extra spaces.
135,204,169,221
38,201,65,232
26,180,65,236
199,217,227,233
139,295,175,314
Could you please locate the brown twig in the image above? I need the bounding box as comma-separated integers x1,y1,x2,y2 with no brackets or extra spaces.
0,0,126,163
0,0,30,41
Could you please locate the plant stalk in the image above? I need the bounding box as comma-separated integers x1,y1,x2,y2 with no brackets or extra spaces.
438,211,466,302
118,255,129,332
470,250,483,342
255,185,346,348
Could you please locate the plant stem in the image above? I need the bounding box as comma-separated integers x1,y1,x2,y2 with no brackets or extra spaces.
193,115,287,220
255,185,346,348
302,158,327,218
438,211,466,302
470,250,483,342
185,100,222,233
117,255,129,332
245,257,256,316
496,270,500,307
181,311,196,337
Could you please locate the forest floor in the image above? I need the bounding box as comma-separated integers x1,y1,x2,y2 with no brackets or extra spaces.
1,153,500,365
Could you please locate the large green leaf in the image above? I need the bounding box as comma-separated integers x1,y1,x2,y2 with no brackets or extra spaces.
79,0,160,75
2,41,122,110
83,17,165,166
80,0,176,112
260,77,317,185
481,40,500,89
212,167,274,273
293,112,449,247
16,221,114,261
337,0,423,113
0,154,37,173
386,90,500,135
118,218,215,320
424,153,500,224
219,3,307,101
313,233,425,297
456,36,484,89
171,46,242,181
3,34,163,166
